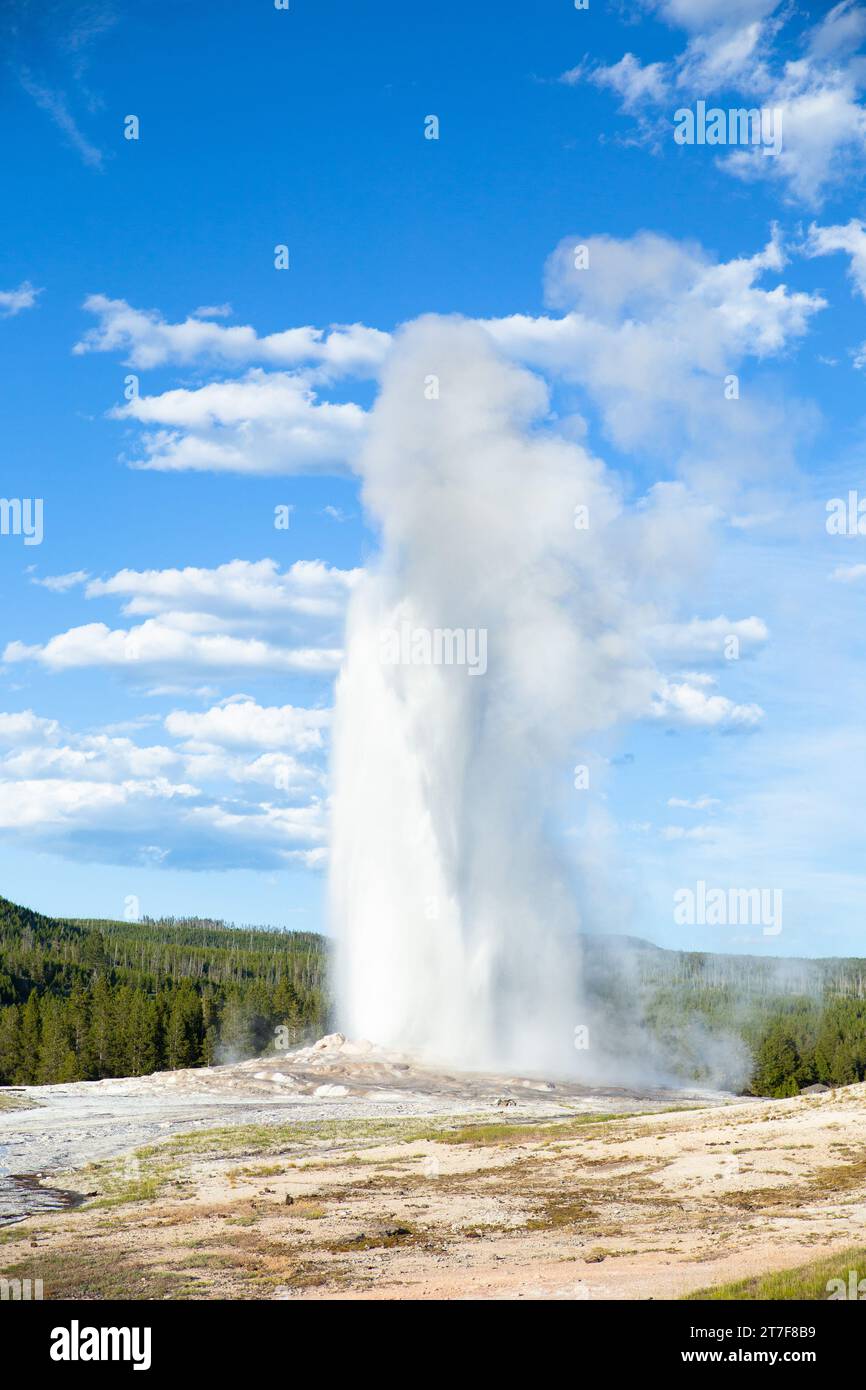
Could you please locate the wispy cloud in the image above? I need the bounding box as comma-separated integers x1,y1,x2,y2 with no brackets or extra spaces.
19,69,104,169
30,570,90,592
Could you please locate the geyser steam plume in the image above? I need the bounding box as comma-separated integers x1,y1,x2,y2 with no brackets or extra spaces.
330,316,661,1074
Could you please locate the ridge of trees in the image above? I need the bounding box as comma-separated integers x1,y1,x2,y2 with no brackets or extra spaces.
2,894,865,1097
0,895,329,1084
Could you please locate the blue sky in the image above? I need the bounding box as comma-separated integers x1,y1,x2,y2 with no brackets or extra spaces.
3,0,866,957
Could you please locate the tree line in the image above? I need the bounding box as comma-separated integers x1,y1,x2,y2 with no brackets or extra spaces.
0,896,329,1086
3,893,866,1097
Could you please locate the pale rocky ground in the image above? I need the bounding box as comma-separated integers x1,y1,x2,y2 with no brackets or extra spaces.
1,1034,864,1300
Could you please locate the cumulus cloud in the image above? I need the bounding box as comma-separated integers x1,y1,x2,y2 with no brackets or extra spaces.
651,676,764,728
0,703,328,870
77,300,388,476
0,710,61,745
9,559,357,680
86,558,360,632
571,0,866,206
109,369,368,475
485,228,822,495
3,619,341,675
164,697,329,753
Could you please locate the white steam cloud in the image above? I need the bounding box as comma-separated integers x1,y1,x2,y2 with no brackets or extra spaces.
330,315,711,1075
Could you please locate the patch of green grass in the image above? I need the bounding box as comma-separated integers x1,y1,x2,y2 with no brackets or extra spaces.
0,1224,36,1245
138,1116,437,1162
684,1246,866,1301
412,1113,630,1147
84,1154,175,1208
132,1110,650,1168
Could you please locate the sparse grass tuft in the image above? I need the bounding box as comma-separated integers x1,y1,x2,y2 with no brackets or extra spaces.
326,1224,420,1253
1,1247,186,1300
526,1199,593,1230
0,1091,38,1112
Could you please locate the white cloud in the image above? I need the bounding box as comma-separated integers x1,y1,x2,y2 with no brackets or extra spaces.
165,698,329,753
660,822,717,840
75,294,391,375
648,614,769,658
652,0,780,26
484,229,823,494
7,559,351,718
807,0,866,60
31,570,89,592
805,219,866,300
667,794,720,808
0,703,328,870
0,281,42,317
86,558,360,627
192,303,233,319
0,710,61,745
19,70,103,169
572,0,866,206
2,735,179,782
3,618,341,675
110,368,367,475
651,676,764,728
569,53,669,111
830,563,866,583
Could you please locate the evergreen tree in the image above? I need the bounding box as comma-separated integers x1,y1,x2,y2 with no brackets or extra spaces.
38,997,77,1084
19,990,41,1085
0,1005,22,1084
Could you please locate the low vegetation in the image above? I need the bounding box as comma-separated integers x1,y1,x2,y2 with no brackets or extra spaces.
686,1246,866,1300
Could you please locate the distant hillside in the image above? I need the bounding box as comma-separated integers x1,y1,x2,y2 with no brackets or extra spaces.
577,933,866,1096
0,895,329,1086
2,895,866,1095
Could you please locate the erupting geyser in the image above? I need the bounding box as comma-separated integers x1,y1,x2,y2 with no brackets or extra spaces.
330,316,657,1074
